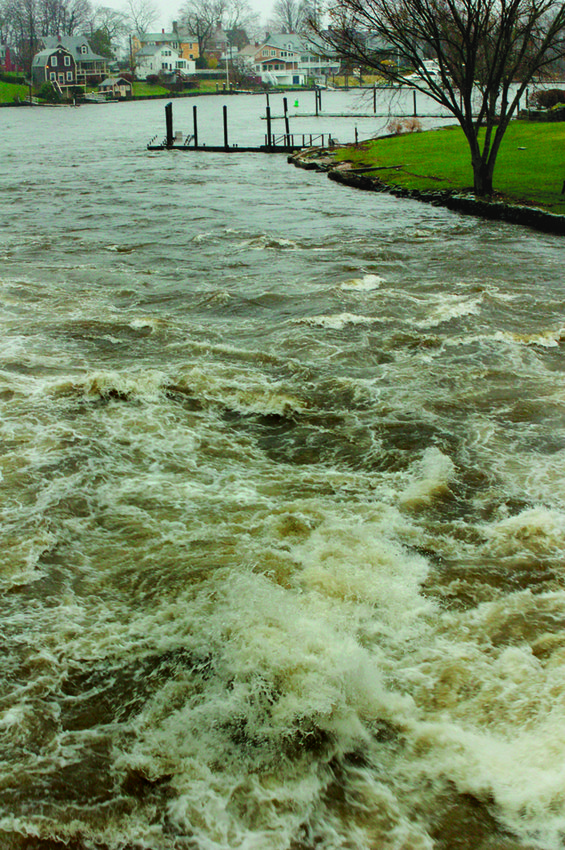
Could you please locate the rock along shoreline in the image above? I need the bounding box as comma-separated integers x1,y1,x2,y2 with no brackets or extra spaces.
288,146,565,236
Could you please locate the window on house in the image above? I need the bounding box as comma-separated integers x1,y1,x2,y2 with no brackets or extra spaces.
81,45,88,54
66,70,73,80
64,55,70,65
270,50,275,55
50,71,56,80
51,56,58,66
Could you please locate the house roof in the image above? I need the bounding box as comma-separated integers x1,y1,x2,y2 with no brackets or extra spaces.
264,33,303,52
32,46,73,66
136,44,180,58
100,77,131,86
42,35,106,62
138,30,195,43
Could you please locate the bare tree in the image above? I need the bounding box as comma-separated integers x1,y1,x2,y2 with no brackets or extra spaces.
89,4,128,45
224,0,258,43
315,0,565,195
2,0,39,71
40,0,92,34
178,0,226,59
271,0,302,31
125,0,158,36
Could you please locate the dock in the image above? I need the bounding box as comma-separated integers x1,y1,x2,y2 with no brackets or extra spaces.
147,101,336,154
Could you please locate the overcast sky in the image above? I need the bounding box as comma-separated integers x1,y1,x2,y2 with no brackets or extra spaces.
141,0,275,32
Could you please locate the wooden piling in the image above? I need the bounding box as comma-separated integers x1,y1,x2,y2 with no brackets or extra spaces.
165,102,173,148
283,97,290,143
266,105,272,149
223,105,229,149
193,104,198,148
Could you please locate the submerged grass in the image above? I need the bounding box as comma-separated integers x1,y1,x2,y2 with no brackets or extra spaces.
334,121,565,213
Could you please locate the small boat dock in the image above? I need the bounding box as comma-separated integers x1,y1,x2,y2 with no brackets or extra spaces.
147,101,336,154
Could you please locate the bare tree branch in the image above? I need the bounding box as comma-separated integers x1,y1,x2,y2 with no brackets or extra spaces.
313,0,565,194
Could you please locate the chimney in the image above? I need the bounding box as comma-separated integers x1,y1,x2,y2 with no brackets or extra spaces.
162,28,165,34
173,20,178,32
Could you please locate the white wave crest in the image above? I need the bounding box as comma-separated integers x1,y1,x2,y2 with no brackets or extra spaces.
294,312,381,330
339,274,386,292
399,447,456,509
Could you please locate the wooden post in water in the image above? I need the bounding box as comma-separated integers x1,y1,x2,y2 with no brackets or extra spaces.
193,105,198,147
165,102,174,148
314,86,322,116
266,105,272,149
223,105,229,149
373,84,377,114
283,97,290,144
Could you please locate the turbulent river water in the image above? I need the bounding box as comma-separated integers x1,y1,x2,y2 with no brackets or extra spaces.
1,93,565,850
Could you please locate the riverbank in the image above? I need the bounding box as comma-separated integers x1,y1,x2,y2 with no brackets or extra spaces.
289,126,565,235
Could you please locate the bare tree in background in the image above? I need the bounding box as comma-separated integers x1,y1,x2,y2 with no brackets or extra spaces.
87,5,128,56
271,0,302,31
37,0,92,34
178,0,226,59
314,0,565,195
125,0,158,36
224,0,259,43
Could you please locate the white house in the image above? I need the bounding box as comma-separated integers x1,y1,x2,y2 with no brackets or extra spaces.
135,44,195,80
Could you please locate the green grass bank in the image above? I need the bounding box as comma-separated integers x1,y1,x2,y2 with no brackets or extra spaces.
333,121,565,215
0,79,29,103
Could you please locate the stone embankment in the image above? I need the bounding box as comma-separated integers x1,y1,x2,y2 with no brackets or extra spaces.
288,146,565,235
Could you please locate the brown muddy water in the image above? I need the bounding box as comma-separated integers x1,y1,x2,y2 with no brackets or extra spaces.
1,95,564,850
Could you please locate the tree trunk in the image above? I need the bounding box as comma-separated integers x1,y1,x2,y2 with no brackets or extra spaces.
472,157,494,196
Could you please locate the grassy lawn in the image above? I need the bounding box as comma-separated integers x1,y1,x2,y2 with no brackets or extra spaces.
334,121,565,213
132,82,171,97
0,80,30,103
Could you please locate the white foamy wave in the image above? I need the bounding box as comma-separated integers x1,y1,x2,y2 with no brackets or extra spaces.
128,318,162,332
177,364,306,417
339,274,386,292
399,447,456,509
51,369,168,402
104,244,136,253
416,294,483,329
485,506,565,556
493,328,565,348
0,529,57,590
294,312,382,330
242,236,298,251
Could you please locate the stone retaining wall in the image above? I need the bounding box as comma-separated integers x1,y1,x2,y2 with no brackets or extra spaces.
288,147,565,235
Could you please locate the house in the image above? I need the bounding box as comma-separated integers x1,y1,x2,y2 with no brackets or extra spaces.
250,33,340,86
251,36,304,86
98,76,132,98
205,23,230,65
41,36,108,85
0,44,19,72
31,46,77,93
132,25,199,64
134,44,195,80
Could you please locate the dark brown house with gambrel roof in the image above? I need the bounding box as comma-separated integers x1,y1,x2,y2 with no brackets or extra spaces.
31,46,77,93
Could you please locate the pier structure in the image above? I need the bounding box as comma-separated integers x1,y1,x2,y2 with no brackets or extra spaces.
147,100,335,153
